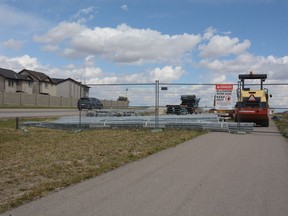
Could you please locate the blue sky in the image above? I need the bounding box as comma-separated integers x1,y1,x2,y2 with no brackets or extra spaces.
0,0,288,105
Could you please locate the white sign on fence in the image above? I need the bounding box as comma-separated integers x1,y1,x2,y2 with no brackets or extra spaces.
215,84,233,109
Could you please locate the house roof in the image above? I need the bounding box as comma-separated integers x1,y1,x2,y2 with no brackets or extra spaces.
51,78,66,84
51,77,90,88
0,68,33,81
19,69,53,83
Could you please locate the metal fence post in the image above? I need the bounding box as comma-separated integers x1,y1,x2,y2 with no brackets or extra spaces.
237,80,241,131
16,117,19,130
155,80,159,129
79,82,82,126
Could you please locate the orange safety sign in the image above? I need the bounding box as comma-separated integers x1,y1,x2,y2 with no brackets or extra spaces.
215,84,233,90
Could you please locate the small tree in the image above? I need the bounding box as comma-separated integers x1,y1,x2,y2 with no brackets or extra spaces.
117,96,128,101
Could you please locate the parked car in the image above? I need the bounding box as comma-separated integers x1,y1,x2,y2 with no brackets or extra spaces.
77,97,103,110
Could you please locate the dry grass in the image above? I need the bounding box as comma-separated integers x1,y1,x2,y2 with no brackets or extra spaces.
273,113,288,138
0,118,205,213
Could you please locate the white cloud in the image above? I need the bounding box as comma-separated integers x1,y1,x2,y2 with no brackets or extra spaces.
0,54,101,81
81,65,185,85
77,67,102,78
200,54,288,81
71,7,97,23
149,66,184,82
2,39,24,50
62,48,83,58
0,52,287,106
121,5,128,11
203,27,217,40
87,76,119,85
210,74,227,83
199,35,251,58
0,55,41,71
34,22,84,44
84,55,96,67
34,22,202,64
0,54,184,86
42,45,59,52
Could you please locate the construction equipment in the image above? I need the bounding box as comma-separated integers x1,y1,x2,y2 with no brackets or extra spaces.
166,95,200,115
234,71,271,127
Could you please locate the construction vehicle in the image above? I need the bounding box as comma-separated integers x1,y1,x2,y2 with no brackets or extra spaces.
234,71,271,127
166,95,200,115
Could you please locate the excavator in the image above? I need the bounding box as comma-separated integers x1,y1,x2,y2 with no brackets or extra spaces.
234,71,271,127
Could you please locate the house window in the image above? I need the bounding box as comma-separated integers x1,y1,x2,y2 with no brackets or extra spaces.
45,83,49,88
28,82,32,87
8,80,14,87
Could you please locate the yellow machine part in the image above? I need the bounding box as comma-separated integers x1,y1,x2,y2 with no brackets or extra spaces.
240,89,267,102
217,109,234,117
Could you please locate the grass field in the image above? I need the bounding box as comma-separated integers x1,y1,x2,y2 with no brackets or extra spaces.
0,117,205,213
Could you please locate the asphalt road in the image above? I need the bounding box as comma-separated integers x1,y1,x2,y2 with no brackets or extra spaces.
2,121,288,216
0,109,81,118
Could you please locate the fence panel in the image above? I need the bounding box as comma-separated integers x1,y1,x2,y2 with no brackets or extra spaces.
49,96,61,107
35,94,50,107
3,92,20,105
0,92,78,108
20,93,36,106
1,83,287,112
263,84,288,112
88,82,288,112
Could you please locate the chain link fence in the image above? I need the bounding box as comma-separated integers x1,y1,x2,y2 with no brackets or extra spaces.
87,82,288,113
23,82,287,132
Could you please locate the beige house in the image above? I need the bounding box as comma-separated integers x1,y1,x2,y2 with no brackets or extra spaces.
19,69,57,96
0,67,90,100
0,68,33,94
52,78,90,98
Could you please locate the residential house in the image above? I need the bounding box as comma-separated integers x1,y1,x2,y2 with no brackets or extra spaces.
19,69,56,96
0,68,33,94
51,78,90,98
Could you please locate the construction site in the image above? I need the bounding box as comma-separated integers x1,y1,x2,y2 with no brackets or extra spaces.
20,72,288,134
